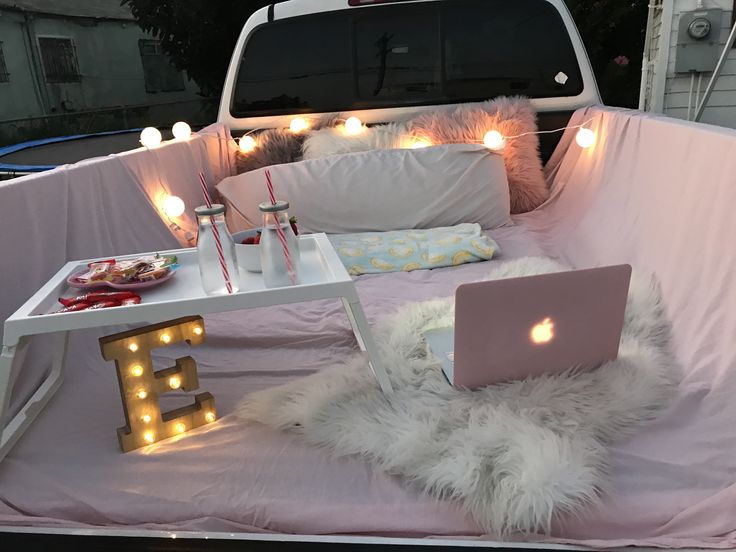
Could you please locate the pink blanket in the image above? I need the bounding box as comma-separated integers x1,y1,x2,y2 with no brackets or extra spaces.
1,108,735,549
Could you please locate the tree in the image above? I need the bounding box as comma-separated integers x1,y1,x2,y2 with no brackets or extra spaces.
564,0,650,107
123,0,270,96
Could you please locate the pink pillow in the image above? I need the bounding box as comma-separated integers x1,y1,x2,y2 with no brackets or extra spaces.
408,97,548,214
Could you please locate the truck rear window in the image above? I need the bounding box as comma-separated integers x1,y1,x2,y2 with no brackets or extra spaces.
232,0,583,118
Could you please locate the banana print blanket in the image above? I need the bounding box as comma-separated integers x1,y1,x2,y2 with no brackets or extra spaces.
327,223,499,275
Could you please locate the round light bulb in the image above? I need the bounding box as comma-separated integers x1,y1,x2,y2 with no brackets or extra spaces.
575,128,596,148
483,130,506,151
162,195,185,218
136,389,148,400
141,414,152,423
205,411,216,423
193,326,203,336
128,343,139,352
344,116,363,135
174,422,186,434
172,121,192,141
410,139,431,149
239,135,257,153
289,117,309,133
131,365,143,377
143,431,155,443
140,127,162,148
168,376,181,389
160,333,172,344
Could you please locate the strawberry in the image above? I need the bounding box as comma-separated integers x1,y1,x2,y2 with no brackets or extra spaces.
254,230,262,245
242,236,256,245
289,216,299,236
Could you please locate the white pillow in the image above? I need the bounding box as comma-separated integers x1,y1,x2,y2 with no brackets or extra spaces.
217,144,510,234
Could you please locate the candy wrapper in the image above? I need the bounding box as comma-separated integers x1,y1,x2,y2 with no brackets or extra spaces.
74,254,178,285
53,291,142,314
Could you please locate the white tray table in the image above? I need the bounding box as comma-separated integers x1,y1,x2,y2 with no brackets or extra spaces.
0,233,392,462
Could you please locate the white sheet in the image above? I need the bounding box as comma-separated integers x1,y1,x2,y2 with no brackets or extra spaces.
1,108,736,549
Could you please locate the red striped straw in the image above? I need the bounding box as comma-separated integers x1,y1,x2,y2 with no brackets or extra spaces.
198,172,233,294
198,172,213,207
264,169,296,285
265,169,276,204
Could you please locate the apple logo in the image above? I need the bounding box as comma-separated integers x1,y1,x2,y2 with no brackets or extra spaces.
530,317,555,344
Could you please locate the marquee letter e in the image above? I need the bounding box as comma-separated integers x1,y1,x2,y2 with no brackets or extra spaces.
99,316,216,452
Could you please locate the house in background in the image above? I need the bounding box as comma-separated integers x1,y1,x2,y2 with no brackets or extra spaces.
0,0,215,145
641,0,736,127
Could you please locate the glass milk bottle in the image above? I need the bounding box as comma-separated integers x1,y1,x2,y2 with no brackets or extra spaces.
195,204,240,295
259,201,301,288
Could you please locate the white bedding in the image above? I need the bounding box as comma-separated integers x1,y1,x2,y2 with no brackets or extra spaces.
1,107,735,549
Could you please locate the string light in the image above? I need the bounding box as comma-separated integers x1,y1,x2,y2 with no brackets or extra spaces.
172,121,192,141
483,130,506,151
162,195,185,218
344,116,364,135
131,365,144,377
140,127,162,148
228,117,597,158
410,139,432,149
160,333,172,344
289,117,309,133
239,135,257,153
205,411,216,423
168,376,181,389
575,128,596,148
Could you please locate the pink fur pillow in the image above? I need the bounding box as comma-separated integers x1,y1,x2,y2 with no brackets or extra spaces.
408,97,548,214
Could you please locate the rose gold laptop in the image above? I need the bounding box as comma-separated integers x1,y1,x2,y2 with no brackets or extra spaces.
424,265,631,389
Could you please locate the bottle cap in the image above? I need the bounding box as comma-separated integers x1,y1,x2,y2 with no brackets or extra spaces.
194,204,225,216
258,200,289,213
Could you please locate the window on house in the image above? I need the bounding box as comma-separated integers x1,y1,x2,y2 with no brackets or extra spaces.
0,42,9,82
138,39,185,93
38,37,80,83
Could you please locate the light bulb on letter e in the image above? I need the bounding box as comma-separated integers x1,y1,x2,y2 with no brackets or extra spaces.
530,317,554,345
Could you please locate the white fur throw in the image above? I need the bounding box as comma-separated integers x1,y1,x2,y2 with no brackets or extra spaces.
303,122,409,159
235,257,680,535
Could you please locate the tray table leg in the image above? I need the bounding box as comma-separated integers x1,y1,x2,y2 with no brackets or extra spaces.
341,298,393,394
0,332,68,462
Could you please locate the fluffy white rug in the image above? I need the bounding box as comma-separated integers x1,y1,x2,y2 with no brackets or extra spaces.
235,257,680,535
302,122,409,159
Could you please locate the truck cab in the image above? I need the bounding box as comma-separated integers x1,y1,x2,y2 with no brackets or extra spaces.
218,0,600,162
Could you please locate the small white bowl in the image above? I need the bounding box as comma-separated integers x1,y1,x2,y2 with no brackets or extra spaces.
232,229,262,273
